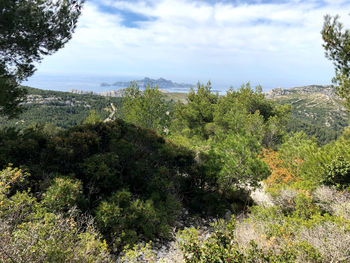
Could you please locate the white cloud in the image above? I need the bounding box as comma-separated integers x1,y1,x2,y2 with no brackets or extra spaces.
35,0,350,89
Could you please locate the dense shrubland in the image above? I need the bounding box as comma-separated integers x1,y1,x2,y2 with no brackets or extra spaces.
0,119,203,252
178,128,350,262
0,81,290,260
2,78,350,261
0,87,124,129
1,3,350,260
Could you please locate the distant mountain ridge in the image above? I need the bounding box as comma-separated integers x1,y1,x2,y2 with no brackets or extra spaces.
100,77,194,89
265,85,338,99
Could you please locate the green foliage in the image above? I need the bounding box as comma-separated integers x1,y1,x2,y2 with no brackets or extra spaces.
213,83,290,148
95,189,171,250
322,156,350,190
322,15,350,110
175,81,218,139
279,132,318,175
0,165,28,196
81,153,121,196
0,87,123,129
4,212,111,263
122,82,168,133
298,129,350,189
0,166,111,262
215,133,270,191
178,217,301,263
0,119,210,249
215,84,273,123
121,242,156,263
0,0,84,117
84,110,102,125
42,177,84,213
0,0,84,79
322,15,350,77
173,83,291,192
178,219,244,263
334,73,350,110
287,116,340,145
0,74,27,118
246,192,350,263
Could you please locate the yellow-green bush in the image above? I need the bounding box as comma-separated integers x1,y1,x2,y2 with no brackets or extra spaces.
0,166,111,262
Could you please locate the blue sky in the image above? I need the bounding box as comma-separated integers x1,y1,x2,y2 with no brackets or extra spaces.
31,0,350,91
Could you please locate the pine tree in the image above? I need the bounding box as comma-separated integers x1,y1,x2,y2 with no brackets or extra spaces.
0,0,84,117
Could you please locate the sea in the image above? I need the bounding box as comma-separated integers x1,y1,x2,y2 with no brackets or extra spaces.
22,74,227,94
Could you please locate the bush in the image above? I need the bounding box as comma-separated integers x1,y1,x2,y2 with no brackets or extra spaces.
42,177,84,213
271,188,298,211
322,156,350,190
0,119,206,250
300,222,350,262
178,217,301,263
0,166,111,262
95,189,173,251
120,242,156,263
312,186,350,219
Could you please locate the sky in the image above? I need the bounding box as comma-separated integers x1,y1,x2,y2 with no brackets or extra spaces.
30,0,350,91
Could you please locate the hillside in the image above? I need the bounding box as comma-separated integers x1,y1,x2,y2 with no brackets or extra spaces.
2,82,350,262
0,87,188,130
1,85,348,145
266,85,349,144
70,87,188,103
0,87,123,129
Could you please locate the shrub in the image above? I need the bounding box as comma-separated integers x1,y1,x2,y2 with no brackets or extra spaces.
263,149,297,191
313,185,350,219
0,166,111,262
80,153,121,196
95,189,172,251
120,242,156,263
300,222,350,262
1,211,111,263
0,119,204,250
271,188,298,212
178,217,301,263
322,156,350,190
42,177,84,213
0,165,28,196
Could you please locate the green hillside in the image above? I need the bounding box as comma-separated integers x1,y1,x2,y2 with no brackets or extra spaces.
0,87,186,130
1,85,348,145
266,85,349,144
0,87,123,129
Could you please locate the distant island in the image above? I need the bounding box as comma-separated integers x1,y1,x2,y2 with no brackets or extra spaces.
100,77,194,89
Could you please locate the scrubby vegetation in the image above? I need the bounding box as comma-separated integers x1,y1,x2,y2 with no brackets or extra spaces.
177,129,350,262
0,87,123,129
1,1,350,261
2,78,350,262
0,81,288,260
